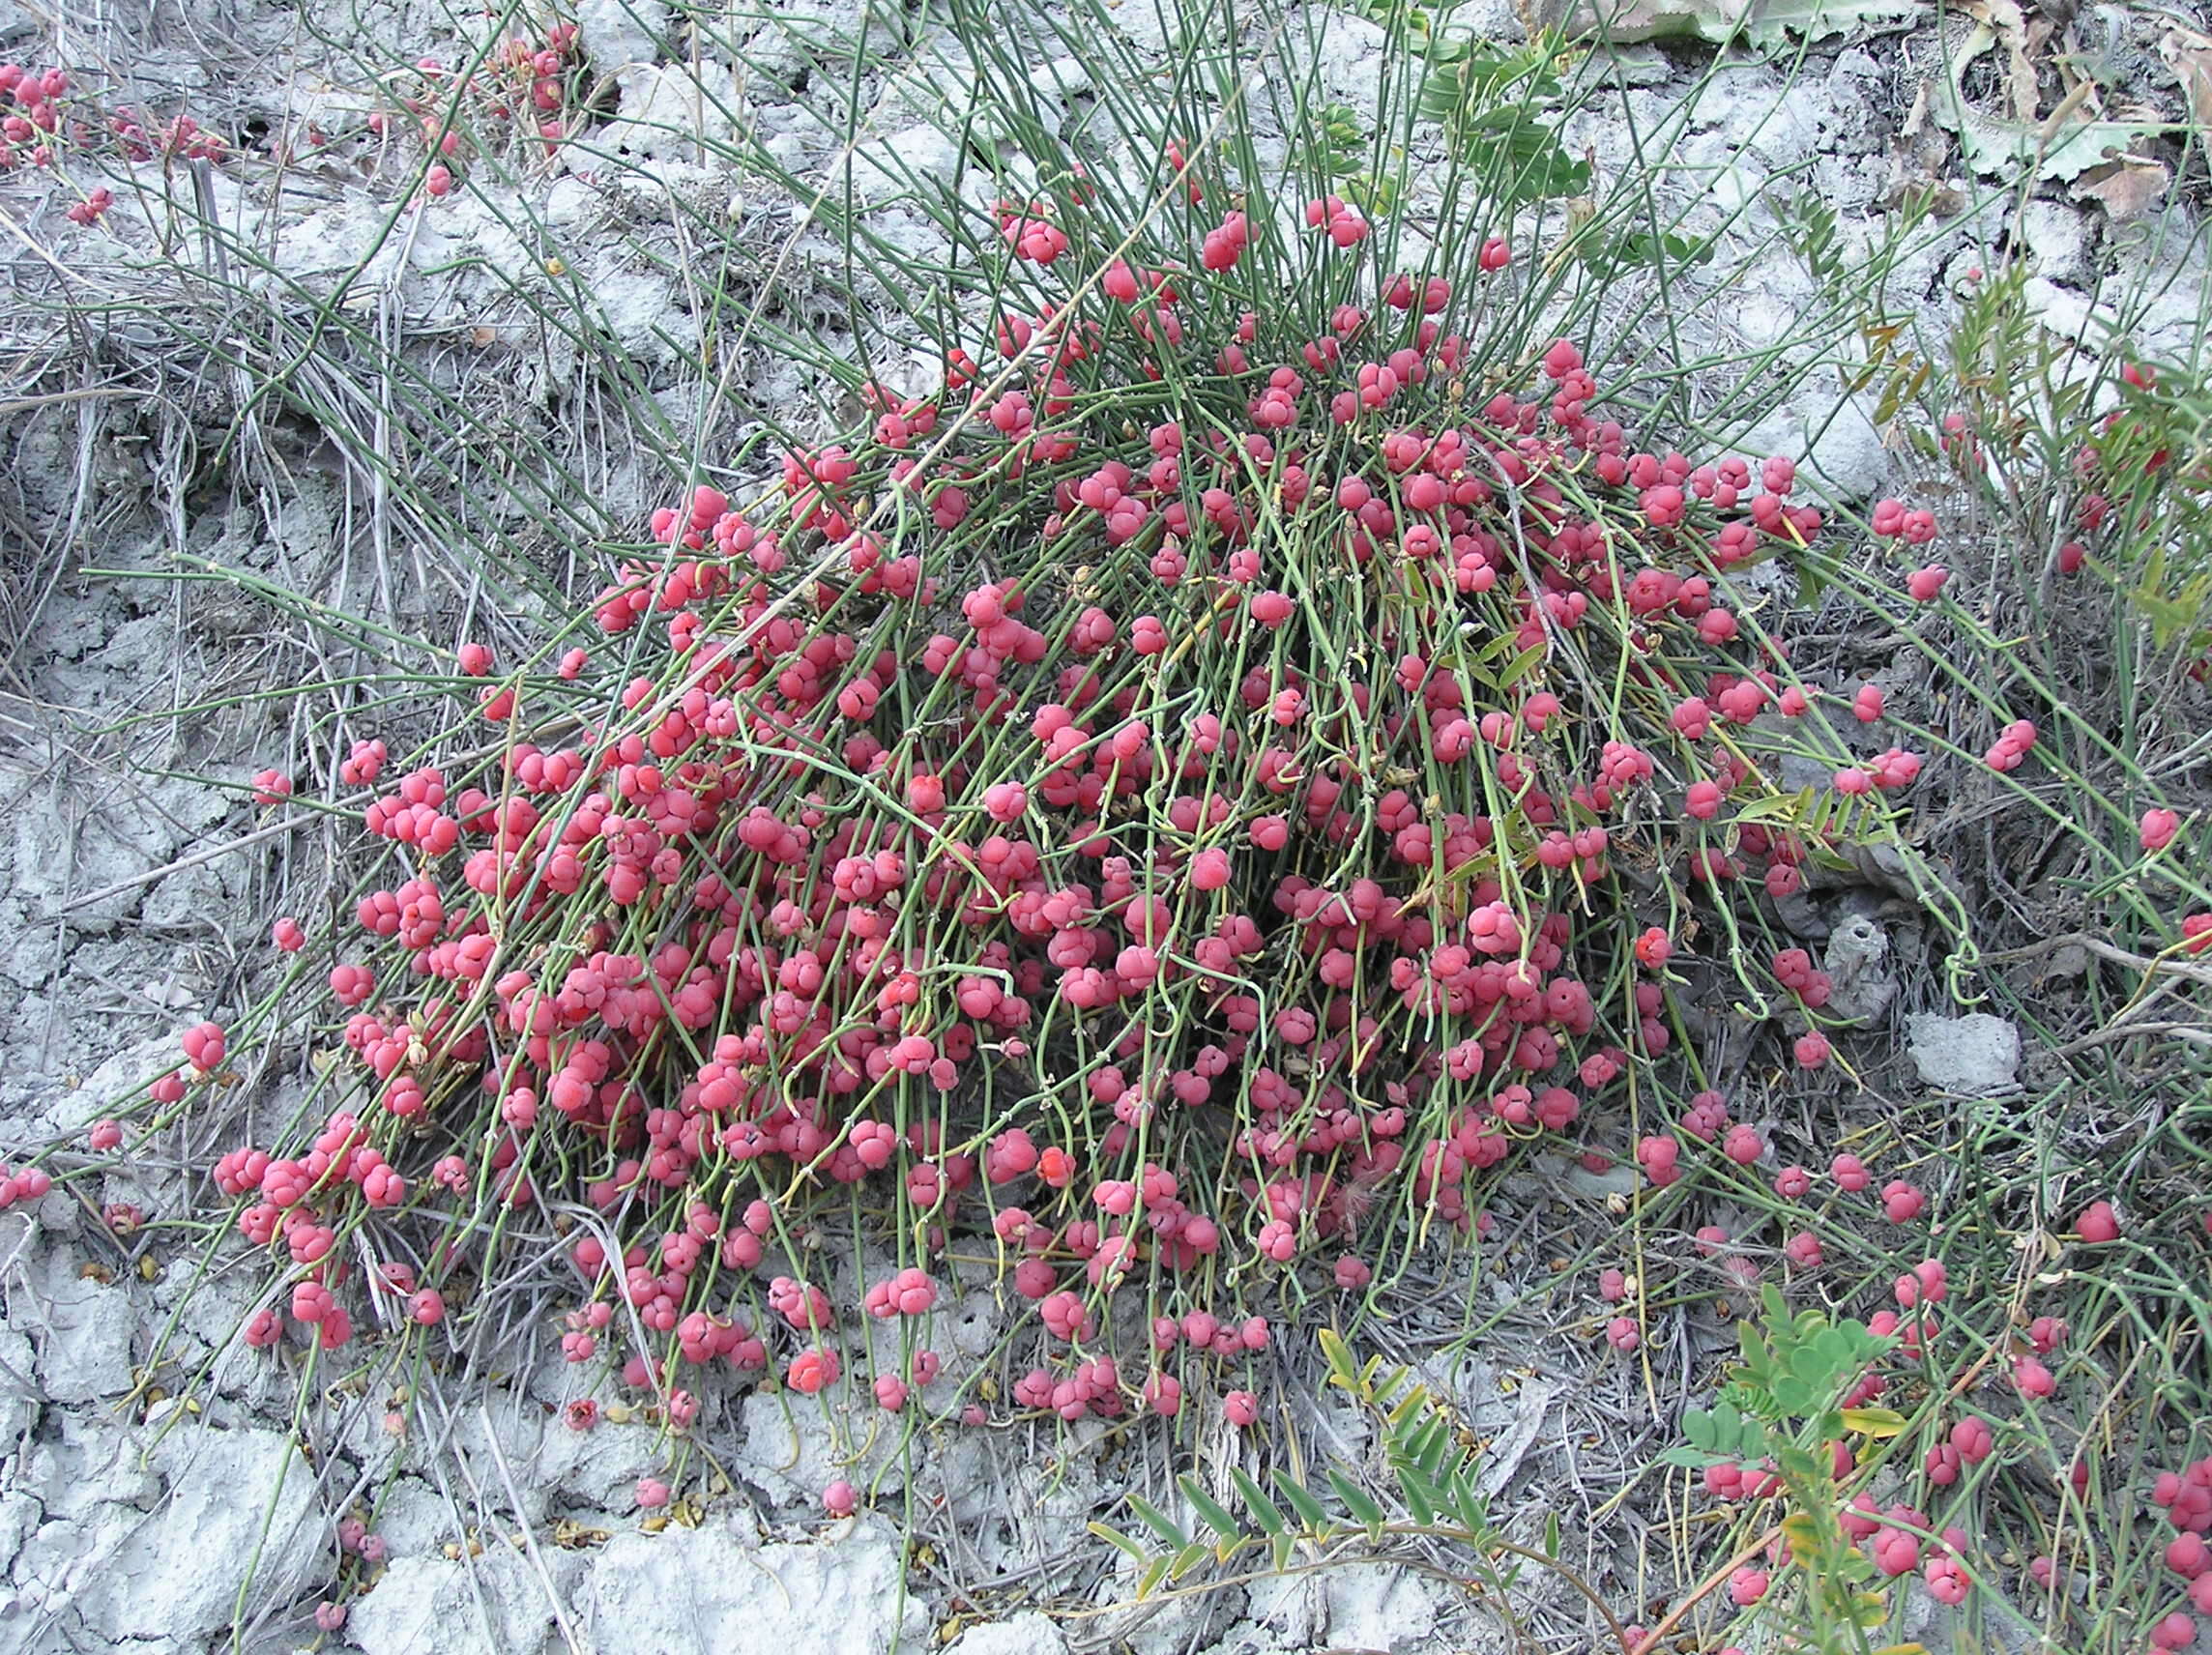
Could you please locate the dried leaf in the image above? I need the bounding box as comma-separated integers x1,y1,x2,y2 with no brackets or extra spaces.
1519,0,1914,48
2032,122,2166,184
1473,1378,1558,1497
1965,0,2041,122
2071,157,2170,222
1899,73,1932,141
2161,27,2212,135
1937,22,2168,182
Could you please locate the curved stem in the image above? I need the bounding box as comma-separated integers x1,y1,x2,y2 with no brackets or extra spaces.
1626,1522,1781,1655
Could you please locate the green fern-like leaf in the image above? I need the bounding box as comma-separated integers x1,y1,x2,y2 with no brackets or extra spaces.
1126,1494,1189,1552
1091,1523,1154,1566
1447,1470,1493,1542
1328,1469,1387,1541
1230,1468,1295,1570
1391,1409,1454,1482
1415,45,1590,207
1229,1468,1288,1538
1169,1541,1214,1582
1275,1473,1334,1533
1318,1328,1361,1395
1178,1476,1243,1550
1393,1463,1443,1526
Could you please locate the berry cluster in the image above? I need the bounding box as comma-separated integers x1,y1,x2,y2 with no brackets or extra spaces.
113,142,2157,1535
143,156,1977,1444
364,24,583,196
0,63,66,170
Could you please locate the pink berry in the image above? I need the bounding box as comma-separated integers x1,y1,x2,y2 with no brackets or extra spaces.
2141,808,2182,853
272,916,306,951
1223,1389,1259,1428
1880,1179,1926,1223
2166,1533,2210,1580
823,1480,857,1517
1895,1259,1946,1307
87,1119,123,1152
2075,1201,2120,1243
1872,1526,1920,1576
635,1477,670,1510
1722,1124,1763,1165
1636,1135,1681,1188
2012,1354,2055,1399
1906,565,1949,601
1950,1416,1994,1465
1923,1554,1968,1605
181,1020,227,1072
2151,1612,2197,1651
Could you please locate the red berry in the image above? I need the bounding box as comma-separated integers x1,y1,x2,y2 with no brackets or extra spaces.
2074,1201,2120,1243
2012,1354,2055,1399
1880,1179,1925,1223
1906,565,1948,601
182,1021,227,1072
